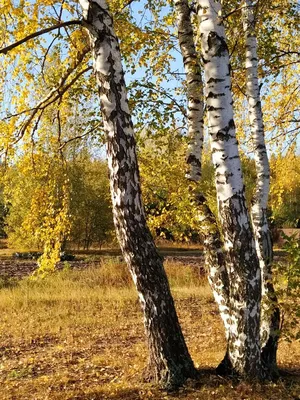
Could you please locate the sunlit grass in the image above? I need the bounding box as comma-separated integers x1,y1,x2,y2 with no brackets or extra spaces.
0,259,299,399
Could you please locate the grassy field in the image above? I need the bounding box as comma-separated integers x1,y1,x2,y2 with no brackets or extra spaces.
0,259,299,400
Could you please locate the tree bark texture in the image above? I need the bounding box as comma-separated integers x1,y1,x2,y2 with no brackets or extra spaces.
197,0,263,379
242,0,280,377
193,192,230,335
174,0,204,181
79,0,197,388
174,0,231,348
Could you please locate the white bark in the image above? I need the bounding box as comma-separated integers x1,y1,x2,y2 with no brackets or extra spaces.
197,0,263,379
79,0,196,388
242,0,280,375
174,0,231,344
193,194,230,336
243,0,270,258
174,0,204,181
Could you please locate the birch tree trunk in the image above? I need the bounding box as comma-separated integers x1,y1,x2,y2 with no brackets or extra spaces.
79,0,197,388
174,0,231,360
174,0,204,181
197,0,263,379
193,193,230,336
242,0,280,377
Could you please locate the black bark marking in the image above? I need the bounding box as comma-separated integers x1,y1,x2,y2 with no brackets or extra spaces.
207,105,224,111
207,31,228,57
215,119,235,141
186,153,201,166
207,91,226,99
207,77,225,84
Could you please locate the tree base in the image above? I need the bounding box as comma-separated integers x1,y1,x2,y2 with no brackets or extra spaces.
261,306,280,381
261,343,280,381
143,359,199,390
216,351,234,377
216,349,280,382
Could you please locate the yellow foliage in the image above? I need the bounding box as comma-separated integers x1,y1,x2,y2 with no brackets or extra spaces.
269,148,300,227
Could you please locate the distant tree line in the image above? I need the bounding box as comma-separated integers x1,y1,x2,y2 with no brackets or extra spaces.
0,139,298,249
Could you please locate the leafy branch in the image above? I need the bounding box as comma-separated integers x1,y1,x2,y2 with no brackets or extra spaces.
0,20,82,55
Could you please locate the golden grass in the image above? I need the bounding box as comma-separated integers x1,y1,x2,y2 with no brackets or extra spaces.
0,260,299,400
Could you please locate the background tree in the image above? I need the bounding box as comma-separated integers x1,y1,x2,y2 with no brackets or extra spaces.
3,149,115,253
69,152,115,249
139,128,200,242
3,148,71,273
269,149,300,229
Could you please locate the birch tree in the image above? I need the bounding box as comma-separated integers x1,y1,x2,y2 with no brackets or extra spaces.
174,0,231,363
242,0,280,377
78,0,197,388
196,0,263,379
175,0,282,378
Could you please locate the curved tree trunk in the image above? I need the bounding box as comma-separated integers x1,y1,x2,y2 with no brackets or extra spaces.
174,0,204,181
79,0,197,389
197,0,263,380
242,0,280,378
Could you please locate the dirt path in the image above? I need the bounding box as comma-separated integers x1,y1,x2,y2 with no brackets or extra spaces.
0,248,285,280
0,254,205,280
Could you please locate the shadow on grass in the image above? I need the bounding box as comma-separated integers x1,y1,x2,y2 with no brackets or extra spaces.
197,366,300,385
279,367,300,375
11,366,296,400
71,367,300,399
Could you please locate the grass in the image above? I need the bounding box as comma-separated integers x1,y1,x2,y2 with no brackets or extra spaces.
0,259,299,399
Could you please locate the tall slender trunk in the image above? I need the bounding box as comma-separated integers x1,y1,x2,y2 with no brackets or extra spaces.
79,0,197,388
175,0,231,357
174,0,204,181
196,0,263,379
242,0,280,377
193,193,234,375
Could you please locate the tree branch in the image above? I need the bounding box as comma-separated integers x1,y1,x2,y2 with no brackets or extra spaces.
0,20,82,55
135,82,187,117
58,123,102,150
120,0,136,11
4,47,90,122
17,66,92,140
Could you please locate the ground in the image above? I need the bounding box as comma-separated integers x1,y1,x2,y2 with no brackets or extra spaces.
0,249,299,399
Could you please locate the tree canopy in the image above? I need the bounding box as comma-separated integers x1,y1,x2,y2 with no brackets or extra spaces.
0,0,299,258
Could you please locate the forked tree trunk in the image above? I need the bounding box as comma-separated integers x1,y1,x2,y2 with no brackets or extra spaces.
175,0,231,358
197,0,263,379
79,0,197,388
242,0,280,378
174,0,204,181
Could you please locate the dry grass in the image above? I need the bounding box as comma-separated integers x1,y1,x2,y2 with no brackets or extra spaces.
0,259,299,399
